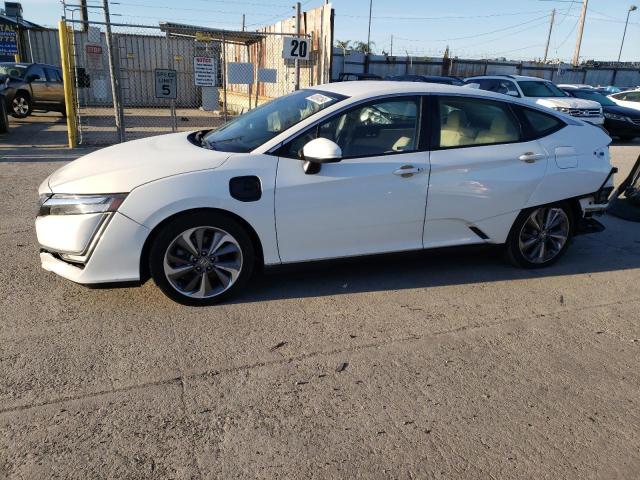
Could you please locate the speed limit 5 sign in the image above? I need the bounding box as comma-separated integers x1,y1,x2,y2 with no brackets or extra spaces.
282,36,310,61
154,69,177,99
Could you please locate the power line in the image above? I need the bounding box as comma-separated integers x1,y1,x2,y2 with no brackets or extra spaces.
338,9,553,21
111,2,288,18
393,14,550,43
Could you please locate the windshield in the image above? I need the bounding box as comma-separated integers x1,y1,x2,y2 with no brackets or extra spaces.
0,64,27,79
518,80,568,98
202,89,345,152
571,90,616,106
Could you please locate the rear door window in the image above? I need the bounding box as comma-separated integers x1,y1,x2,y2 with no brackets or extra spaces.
436,96,521,148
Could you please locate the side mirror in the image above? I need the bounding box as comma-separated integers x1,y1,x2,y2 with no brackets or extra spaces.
302,138,342,163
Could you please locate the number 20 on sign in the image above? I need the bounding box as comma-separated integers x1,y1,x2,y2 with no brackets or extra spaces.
282,37,309,61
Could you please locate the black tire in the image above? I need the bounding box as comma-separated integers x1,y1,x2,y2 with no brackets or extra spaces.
0,99,8,133
618,135,636,142
11,92,32,118
505,202,575,269
149,211,256,306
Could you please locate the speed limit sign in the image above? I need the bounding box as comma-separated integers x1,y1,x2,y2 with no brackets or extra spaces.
154,69,177,99
282,36,310,60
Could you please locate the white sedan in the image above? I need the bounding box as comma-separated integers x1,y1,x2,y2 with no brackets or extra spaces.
608,89,640,112
36,82,615,305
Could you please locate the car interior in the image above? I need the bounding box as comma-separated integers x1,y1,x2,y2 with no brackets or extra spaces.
283,99,419,159
439,99,519,147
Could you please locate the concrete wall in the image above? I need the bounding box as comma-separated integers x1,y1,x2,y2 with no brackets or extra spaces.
332,49,640,87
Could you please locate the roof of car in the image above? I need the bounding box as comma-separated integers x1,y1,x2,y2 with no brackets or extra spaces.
467,74,551,82
310,80,510,101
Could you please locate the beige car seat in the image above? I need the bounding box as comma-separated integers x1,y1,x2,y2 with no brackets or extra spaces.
475,115,518,145
440,110,474,147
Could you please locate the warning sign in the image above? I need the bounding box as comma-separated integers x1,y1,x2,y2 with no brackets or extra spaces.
194,56,216,87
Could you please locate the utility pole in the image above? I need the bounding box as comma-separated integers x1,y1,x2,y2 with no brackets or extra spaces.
79,0,89,32
543,8,555,62
294,2,301,90
618,5,637,62
390,34,393,57
366,0,373,53
102,0,125,142
242,14,245,31
572,0,588,66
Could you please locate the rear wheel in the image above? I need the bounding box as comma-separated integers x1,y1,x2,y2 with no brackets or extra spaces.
11,92,32,118
149,212,255,306
506,203,574,268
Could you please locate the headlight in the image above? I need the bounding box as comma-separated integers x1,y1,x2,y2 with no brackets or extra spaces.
553,107,570,113
604,112,626,121
38,193,127,216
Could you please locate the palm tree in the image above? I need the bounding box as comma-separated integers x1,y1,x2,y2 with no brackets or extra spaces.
335,40,351,51
353,41,375,54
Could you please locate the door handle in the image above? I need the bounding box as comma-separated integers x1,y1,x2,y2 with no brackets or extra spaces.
393,165,423,177
519,152,545,163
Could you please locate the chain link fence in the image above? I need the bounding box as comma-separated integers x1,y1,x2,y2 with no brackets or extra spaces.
61,20,317,145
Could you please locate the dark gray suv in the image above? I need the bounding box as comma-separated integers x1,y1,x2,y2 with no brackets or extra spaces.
0,62,65,118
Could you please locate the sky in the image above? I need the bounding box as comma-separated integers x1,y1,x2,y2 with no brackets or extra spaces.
11,0,640,62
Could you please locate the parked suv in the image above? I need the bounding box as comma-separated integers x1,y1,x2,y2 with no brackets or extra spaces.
0,62,65,118
465,75,604,126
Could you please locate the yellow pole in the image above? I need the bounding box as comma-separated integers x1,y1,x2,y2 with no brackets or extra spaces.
58,20,78,148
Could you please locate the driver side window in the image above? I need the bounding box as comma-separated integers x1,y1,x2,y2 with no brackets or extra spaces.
278,97,421,159
28,66,47,82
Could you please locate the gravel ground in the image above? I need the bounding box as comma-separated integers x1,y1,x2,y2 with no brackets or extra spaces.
1,114,639,479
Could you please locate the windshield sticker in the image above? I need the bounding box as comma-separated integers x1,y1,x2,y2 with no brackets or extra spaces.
306,93,333,105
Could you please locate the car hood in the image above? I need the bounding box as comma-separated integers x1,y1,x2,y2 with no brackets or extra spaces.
45,132,232,194
533,97,602,110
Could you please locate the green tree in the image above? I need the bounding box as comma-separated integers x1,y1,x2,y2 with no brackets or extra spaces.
352,41,375,54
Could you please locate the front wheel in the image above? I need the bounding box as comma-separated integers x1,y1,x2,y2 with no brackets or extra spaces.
149,212,256,306
506,203,574,268
11,93,32,118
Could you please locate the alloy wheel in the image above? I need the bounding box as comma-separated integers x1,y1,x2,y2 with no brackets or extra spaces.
163,226,243,299
518,207,570,264
12,97,29,116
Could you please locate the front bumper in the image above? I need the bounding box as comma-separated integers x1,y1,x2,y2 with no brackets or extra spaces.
580,116,605,126
604,118,640,138
37,212,150,284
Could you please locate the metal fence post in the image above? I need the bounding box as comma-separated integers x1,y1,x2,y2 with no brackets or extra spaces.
102,0,126,142
295,2,301,90
58,20,78,148
166,30,178,132
222,31,228,122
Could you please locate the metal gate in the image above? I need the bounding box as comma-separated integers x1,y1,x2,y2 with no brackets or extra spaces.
59,17,318,145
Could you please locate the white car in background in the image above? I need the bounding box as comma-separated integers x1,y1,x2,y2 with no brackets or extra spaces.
36,82,615,305
466,75,605,126
608,89,640,112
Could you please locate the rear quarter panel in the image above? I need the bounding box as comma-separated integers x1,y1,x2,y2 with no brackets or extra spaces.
526,124,612,207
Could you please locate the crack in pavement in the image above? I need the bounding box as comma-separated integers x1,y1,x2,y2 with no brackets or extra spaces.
1,296,638,416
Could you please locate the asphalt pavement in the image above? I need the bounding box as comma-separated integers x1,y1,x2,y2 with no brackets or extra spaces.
1,114,639,479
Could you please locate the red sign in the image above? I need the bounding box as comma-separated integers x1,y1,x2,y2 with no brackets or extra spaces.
85,44,102,55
